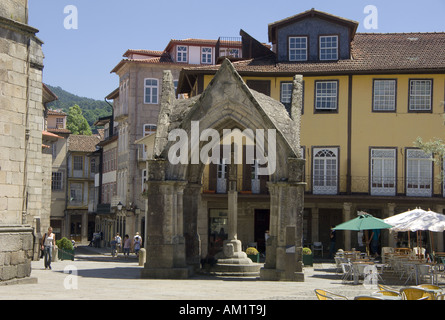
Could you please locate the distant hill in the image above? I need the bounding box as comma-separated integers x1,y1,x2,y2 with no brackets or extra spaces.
46,85,112,131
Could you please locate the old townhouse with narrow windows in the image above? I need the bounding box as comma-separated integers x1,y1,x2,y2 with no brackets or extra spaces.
98,37,246,245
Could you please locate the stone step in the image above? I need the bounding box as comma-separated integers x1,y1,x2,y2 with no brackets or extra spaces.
205,262,263,277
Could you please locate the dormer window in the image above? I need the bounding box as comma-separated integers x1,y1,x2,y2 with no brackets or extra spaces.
319,35,338,60
201,47,212,64
289,36,307,61
177,46,187,62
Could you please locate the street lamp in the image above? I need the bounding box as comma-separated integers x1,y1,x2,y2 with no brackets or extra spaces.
117,201,123,211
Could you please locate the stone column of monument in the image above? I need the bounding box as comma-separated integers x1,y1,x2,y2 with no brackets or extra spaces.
140,160,189,279
183,182,202,273
215,160,251,264
260,159,305,282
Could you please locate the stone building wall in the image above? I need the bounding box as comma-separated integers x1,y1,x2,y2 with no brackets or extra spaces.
0,0,47,283
0,225,34,282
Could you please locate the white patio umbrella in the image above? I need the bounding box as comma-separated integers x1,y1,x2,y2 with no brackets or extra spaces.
384,208,427,249
384,208,428,232
384,208,445,253
385,209,445,233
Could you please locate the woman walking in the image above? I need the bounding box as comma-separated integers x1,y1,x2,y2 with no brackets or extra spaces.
41,227,56,270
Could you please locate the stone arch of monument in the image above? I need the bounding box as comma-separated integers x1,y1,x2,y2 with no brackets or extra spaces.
141,59,305,281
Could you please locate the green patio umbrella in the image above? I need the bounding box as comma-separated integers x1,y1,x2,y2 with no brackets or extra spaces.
333,213,393,256
333,213,393,231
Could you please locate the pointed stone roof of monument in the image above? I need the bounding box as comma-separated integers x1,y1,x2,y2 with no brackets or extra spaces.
154,59,301,160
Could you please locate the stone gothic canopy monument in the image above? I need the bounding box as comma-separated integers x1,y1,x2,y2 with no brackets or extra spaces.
141,59,306,281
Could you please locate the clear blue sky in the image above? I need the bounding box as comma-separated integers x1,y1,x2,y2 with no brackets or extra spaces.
28,0,444,101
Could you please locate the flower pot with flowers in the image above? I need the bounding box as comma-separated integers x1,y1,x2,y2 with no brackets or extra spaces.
246,247,260,263
302,247,313,266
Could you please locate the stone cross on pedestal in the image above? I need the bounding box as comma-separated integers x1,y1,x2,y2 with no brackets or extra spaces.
215,157,251,264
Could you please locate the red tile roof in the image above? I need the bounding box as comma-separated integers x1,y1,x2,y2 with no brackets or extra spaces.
48,128,71,134
180,32,445,76
123,49,164,58
68,135,102,152
47,109,66,116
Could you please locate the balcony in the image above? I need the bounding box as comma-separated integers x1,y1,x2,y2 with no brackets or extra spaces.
305,175,438,198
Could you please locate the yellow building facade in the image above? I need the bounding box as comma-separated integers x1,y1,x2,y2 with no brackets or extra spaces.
178,9,445,254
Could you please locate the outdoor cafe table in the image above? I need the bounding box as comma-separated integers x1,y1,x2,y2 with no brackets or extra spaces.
352,261,375,285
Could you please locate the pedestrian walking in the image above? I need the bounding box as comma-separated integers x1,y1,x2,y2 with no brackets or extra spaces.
41,227,56,270
123,234,131,259
114,233,122,256
133,232,142,257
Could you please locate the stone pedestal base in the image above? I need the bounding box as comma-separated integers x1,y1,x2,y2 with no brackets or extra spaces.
207,239,262,277
140,267,189,279
208,263,262,277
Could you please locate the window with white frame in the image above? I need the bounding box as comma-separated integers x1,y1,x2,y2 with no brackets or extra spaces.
320,35,338,60
144,78,158,104
52,143,57,159
70,183,82,204
313,148,338,195
280,82,292,114
220,48,240,58
144,124,157,137
370,149,396,196
177,46,187,62
56,117,64,129
373,80,396,111
315,81,338,111
409,79,432,111
406,149,432,197
51,172,63,191
120,79,129,115
201,47,212,64
289,37,307,61
251,160,260,194
229,49,240,57
142,124,157,159
73,155,83,171
90,158,96,175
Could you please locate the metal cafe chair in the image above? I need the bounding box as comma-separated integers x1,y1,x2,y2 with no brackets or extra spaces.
314,289,348,300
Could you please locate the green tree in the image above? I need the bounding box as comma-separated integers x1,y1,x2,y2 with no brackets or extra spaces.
67,104,92,135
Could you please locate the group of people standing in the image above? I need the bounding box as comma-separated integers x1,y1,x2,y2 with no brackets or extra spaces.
111,232,143,259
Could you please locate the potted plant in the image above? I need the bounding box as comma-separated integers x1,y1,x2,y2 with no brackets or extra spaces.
246,247,260,263
302,247,313,266
56,237,75,261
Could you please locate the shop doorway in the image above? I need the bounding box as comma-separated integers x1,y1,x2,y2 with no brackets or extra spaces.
70,215,82,242
319,208,343,254
254,209,270,253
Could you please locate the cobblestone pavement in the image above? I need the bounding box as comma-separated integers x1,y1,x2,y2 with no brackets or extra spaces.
0,246,401,301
